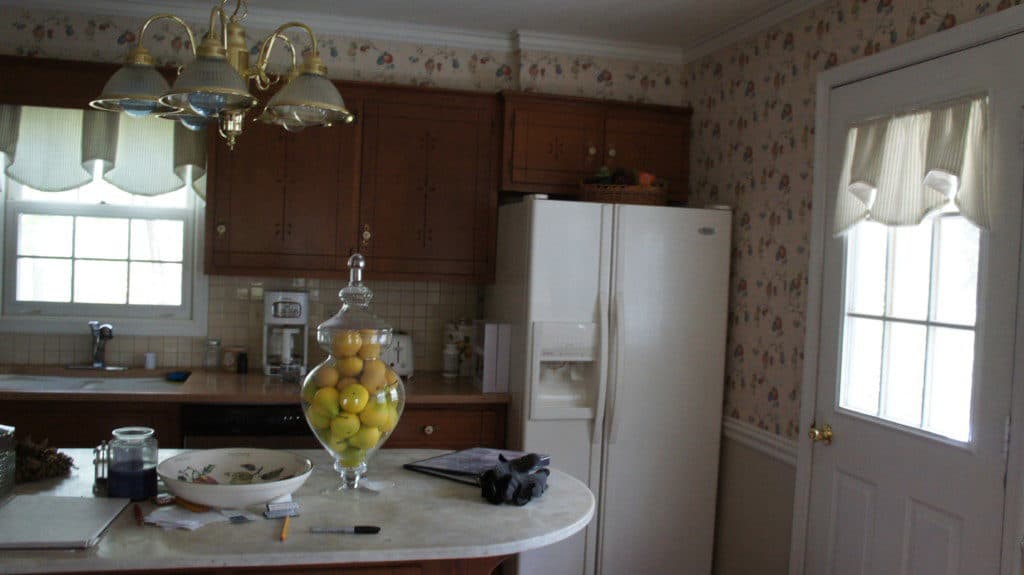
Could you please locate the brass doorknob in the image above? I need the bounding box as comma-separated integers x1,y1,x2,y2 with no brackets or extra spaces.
808,424,833,445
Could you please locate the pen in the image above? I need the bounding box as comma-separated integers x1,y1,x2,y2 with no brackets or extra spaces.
133,503,143,526
309,526,381,534
280,516,291,542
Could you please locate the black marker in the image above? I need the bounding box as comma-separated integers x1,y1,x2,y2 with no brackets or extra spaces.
309,525,381,534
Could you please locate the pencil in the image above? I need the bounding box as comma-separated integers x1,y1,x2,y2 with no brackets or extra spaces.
133,503,143,526
280,515,291,542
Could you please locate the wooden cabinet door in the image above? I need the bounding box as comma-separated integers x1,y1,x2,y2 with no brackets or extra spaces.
360,102,431,266
210,122,286,260
604,109,690,203
503,96,604,195
359,91,498,281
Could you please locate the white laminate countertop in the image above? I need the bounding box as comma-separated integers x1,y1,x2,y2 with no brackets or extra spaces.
0,449,594,574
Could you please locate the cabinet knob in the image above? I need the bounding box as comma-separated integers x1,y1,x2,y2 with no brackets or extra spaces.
608,148,617,158
216,224,227,236
361,224,372,247
588,146,597,156
422,425,437,436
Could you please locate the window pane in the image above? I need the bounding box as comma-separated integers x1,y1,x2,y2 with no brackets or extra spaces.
73,260,127,304
882,323,926,427
889,221,933,320
846,221,887,315
16,258,71,302
840,317,884,416
17,214,72,257
925,327,974,441
130,219,184,262
933,217,979,326
75,216,128,259
129,262,183,306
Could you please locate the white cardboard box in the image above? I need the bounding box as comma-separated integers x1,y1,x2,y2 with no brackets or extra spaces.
472,321,511,393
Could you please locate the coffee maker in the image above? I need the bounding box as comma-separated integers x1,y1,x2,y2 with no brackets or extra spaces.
263,291,309,378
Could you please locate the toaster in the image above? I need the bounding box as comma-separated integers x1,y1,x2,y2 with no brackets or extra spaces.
383,332,414,377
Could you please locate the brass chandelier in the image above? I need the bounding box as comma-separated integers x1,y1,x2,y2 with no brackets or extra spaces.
90,0,354,149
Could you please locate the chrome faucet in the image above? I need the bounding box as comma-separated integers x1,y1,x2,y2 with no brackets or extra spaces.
89,321,114,369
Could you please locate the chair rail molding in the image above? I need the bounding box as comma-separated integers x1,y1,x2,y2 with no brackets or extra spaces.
721,416,798,467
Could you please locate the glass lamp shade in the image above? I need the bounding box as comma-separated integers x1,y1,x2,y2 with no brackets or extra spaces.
90,63,177,117
159,109,211,131
263,73,353,129
159,55,256,118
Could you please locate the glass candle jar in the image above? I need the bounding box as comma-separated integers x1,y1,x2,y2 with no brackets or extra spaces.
107,427,158,501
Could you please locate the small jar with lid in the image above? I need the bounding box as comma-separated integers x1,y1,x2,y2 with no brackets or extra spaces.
107,427,158,501
300,254,405,493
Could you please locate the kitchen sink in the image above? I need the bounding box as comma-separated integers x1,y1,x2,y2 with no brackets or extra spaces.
0,374,183,393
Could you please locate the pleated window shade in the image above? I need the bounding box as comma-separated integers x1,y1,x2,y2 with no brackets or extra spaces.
833,95,988,236
0,105,206,198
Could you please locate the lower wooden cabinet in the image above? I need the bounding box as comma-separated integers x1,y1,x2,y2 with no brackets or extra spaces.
0,401,506,451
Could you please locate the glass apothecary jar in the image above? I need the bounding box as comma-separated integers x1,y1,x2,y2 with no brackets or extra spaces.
108,426,158,500
300,254,405,493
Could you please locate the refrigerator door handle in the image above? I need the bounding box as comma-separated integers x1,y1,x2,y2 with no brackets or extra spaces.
606,290,624,445
592,286,610,445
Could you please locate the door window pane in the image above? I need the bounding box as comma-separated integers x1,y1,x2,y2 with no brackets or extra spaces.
73,260,127,304
933,217,979,326
17,214,72,257
888,222,933,320
882,323,927,427
925,328,974,441
16,258,71,302
75,216,129,260
846,221,887,315
840,317,883,415
129,262,183,305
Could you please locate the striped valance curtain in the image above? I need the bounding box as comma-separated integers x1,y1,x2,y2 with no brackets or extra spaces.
0,104,206,199
833,95,988,235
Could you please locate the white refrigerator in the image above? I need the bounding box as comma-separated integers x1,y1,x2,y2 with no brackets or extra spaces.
485,196,731,575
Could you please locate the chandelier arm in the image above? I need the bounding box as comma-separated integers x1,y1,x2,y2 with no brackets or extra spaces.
207,2,229,51
229,0,248,24
137,14,197,58
260,22,320,62
253,33,297,91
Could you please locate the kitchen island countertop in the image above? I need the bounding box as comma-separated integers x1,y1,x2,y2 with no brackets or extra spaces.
0,448,593,574
0,367,508,405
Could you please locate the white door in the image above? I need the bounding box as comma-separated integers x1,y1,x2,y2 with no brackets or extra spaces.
804,33,1024,574
596,206,731,575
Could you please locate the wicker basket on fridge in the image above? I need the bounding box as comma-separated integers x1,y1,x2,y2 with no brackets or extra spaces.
579,182,669,206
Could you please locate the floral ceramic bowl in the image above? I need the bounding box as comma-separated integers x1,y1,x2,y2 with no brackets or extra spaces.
156,448,313,508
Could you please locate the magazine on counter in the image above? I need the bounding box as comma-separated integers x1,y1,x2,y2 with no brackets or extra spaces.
403,447,551,486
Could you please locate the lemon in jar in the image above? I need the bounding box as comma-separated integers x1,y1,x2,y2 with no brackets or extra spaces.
312,387,341,417
339,446,366,467
338,382,369,414
306,405,332,430
349,425,381,449
380,406,399,434
330,412,361,441
313,364,340,388
337,356,364,377
335,376,358,392
361,359,387,393
357,329,381,359
359,395,390,429
331,330,362,357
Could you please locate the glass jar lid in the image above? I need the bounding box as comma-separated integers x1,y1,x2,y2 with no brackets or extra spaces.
317,254,393,353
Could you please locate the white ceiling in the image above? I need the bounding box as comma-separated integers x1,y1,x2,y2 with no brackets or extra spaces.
11,0,822,61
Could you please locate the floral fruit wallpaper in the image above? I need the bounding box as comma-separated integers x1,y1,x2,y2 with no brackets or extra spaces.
684,0,1021,439
1,1,1021,442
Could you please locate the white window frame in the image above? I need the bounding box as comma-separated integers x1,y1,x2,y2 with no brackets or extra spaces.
0,177,208,337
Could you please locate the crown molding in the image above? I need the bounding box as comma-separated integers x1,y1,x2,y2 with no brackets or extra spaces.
0,0,515,52
722,416,798,467
681,0,827,62
514,30,683,66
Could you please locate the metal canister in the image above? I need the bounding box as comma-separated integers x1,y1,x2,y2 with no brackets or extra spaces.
0,425,14,497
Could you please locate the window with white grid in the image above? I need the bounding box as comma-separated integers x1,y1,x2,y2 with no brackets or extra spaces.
2,163,200,326
839,214,979,442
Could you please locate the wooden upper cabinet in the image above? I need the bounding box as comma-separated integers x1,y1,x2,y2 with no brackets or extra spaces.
206,93,362,276
502,92,692,204
358,86,499,282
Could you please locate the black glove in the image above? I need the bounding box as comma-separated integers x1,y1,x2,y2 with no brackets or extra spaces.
480,453,549,506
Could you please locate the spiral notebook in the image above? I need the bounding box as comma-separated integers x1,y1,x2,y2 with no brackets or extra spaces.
403,447,550,486
0,495,130,549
